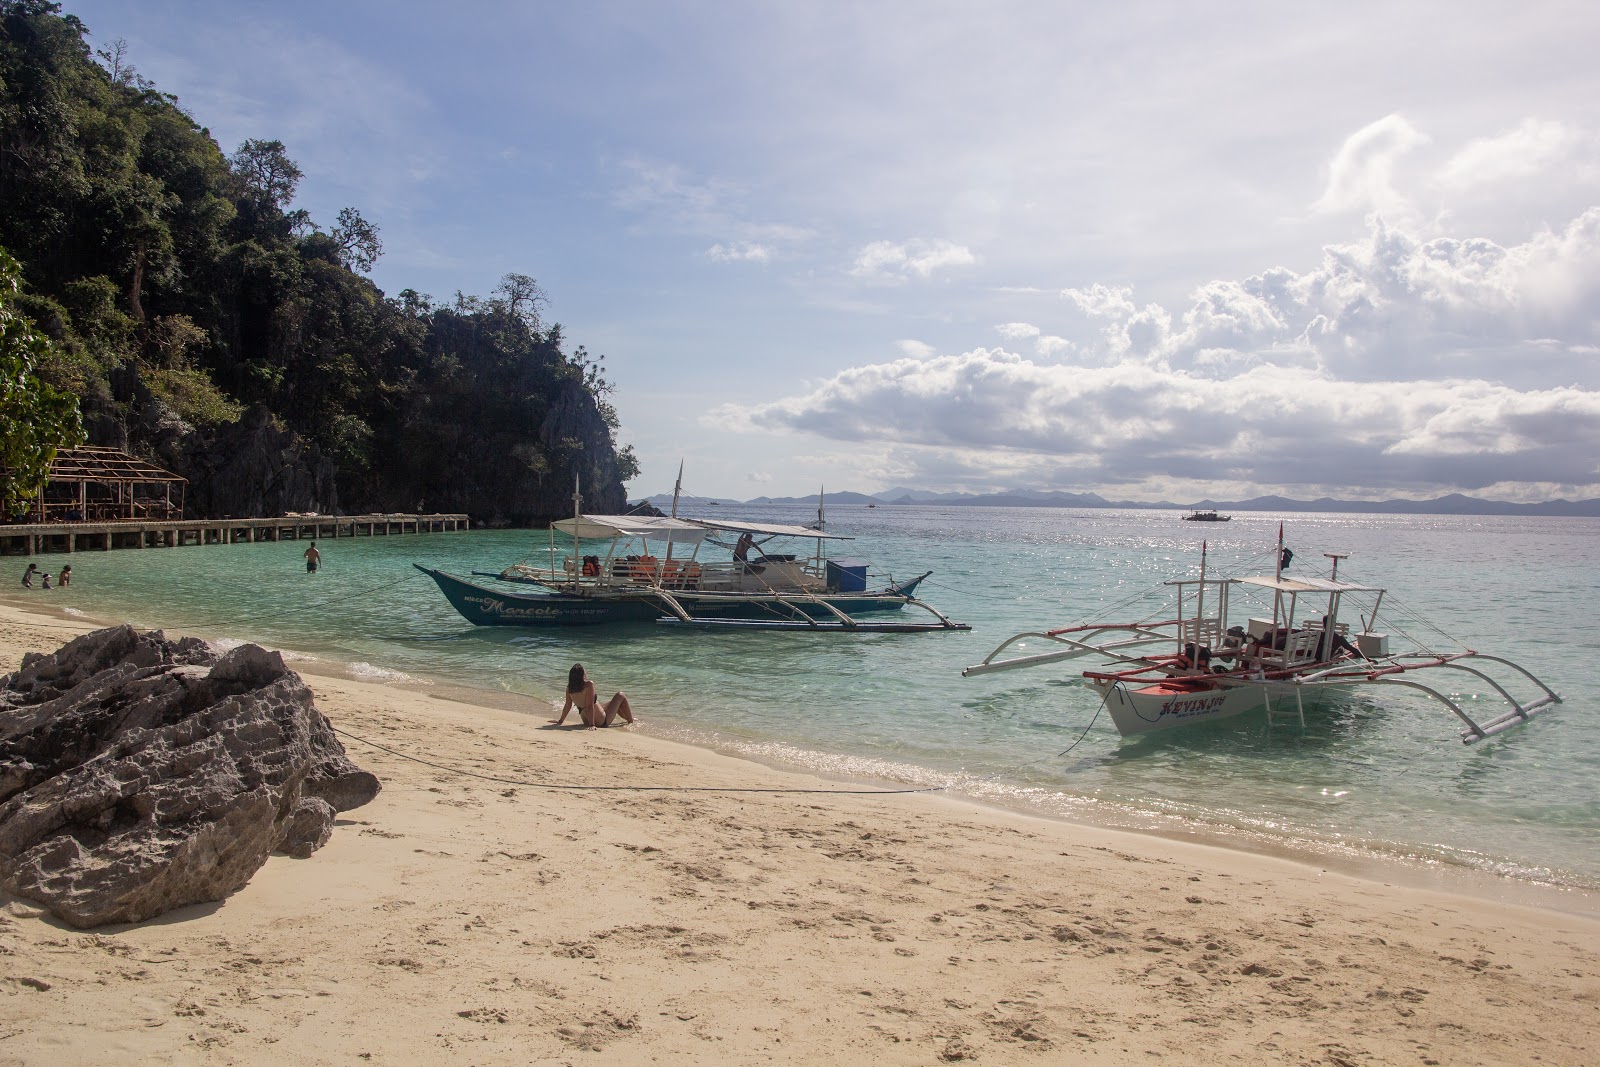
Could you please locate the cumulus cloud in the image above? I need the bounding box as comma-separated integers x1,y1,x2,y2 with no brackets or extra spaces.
1311,113,1429,218
994,321,1072,359
850,238,977,283
712,212,1600,499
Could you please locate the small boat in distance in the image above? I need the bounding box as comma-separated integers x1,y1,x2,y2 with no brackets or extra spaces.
1182,510,1230,522
963,530,1561,744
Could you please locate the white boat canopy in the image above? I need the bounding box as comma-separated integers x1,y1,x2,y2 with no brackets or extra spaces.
1235,575,1384,594
688,518,854,541
552,514,710,544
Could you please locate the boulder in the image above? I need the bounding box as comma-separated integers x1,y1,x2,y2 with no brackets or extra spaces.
0,626,379,928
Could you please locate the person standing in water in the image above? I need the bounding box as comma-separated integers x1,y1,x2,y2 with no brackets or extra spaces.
551,663,635,728
304,541,321,573
58,565,71,586
21,562,37,588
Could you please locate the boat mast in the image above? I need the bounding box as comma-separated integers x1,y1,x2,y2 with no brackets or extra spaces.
1323,551,1349,634
665,460,684,566
1194,540,1208,657
1272,523,1287,632
813,485,825,571
570,474,583,589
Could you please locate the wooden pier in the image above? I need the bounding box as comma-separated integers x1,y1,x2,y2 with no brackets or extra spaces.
0,513,469,556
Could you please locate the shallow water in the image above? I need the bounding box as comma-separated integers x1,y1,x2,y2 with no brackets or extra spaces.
21,506,1600,897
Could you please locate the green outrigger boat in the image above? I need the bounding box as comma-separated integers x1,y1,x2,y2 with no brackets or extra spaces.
416,512,969,632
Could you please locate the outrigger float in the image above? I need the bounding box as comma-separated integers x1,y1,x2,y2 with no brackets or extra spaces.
963,530,1561,744
416,478,968,633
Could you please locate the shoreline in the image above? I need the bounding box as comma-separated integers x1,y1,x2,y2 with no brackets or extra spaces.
6,591,1598,919
2,599,1599,1063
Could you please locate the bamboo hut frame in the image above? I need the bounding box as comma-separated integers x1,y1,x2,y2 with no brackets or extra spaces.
31,446,187,522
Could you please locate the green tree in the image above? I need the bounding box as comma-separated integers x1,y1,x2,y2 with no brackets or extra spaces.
230,137,301,213
331,206,381,272
0,245,84,515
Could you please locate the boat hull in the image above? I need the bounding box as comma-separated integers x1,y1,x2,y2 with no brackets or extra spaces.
417,566,663,625
1090,676,1318,736
417,565,929,628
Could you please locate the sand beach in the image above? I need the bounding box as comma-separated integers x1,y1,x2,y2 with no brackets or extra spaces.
2,599,1597,1065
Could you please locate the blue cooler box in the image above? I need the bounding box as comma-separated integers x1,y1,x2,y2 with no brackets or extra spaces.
826,558,868,592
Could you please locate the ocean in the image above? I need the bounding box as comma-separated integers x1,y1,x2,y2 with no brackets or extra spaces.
23,506,1600,905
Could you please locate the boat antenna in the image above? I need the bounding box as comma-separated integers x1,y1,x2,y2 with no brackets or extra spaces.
1194,540,1208,660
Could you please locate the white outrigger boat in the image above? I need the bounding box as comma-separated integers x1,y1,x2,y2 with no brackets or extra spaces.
963,532,1561,744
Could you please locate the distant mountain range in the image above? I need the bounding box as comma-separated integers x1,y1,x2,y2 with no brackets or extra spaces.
638,488,1600,517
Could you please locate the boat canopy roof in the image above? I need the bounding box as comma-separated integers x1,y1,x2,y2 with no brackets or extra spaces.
689,518,853,541
552,514,710,543
1235,575,1384,594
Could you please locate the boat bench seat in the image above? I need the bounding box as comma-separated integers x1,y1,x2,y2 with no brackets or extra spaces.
1255,629,1322,667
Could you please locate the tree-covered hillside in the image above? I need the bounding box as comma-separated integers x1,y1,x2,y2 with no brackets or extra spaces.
0,1,637,523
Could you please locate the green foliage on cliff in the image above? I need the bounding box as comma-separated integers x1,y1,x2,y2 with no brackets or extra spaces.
0,245,86,514
0,1,638,523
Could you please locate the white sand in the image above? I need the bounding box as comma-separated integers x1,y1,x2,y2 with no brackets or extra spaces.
2,601,1597,1065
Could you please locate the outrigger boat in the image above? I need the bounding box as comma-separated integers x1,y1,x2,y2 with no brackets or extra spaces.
416,479,968,633
963,531,1561,744
1182,510,1230,522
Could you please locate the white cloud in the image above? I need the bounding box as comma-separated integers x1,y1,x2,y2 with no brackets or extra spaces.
1035,335,1071,357
1437,119,1579,191
1311,114,1429,218
895,339,936,359
706,242,772,263
714,211,1600,499
850,239,977,283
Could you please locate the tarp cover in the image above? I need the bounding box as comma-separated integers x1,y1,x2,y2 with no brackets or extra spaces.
551,515,709,543
688,518,853,541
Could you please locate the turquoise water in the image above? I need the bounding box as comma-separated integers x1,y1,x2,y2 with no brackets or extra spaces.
17,506,1599,898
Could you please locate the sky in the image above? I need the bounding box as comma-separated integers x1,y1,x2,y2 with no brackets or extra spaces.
65,0,1600,503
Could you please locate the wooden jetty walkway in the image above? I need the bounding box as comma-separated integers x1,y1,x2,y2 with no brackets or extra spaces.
0,513,469,556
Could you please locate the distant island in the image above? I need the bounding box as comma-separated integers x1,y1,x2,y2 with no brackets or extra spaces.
641,487,1600,518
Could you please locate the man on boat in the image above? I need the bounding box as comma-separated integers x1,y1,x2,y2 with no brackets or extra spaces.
733,531,765,565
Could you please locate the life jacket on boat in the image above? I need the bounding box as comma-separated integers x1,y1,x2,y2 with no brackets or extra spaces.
581,555,601,577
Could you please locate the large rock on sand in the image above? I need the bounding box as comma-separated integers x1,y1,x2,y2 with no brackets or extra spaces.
0,625,379,927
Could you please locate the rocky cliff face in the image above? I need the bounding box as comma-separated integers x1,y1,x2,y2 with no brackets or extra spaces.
174,406,342,518
0,626,379,928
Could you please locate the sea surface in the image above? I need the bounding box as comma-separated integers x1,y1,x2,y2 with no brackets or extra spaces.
20,506,1600,907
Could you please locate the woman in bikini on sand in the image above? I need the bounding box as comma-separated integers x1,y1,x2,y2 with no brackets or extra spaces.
551,663,635,728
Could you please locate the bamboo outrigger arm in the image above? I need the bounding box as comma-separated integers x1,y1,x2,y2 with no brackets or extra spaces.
962,623,1177,677
1292,650,1563,743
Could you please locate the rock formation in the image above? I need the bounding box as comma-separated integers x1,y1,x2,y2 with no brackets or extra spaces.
0,626,379,928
